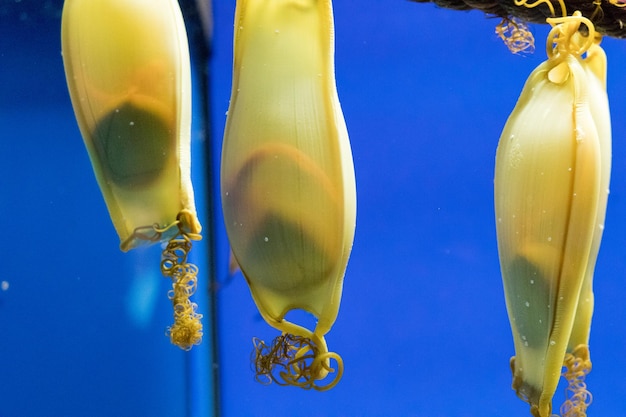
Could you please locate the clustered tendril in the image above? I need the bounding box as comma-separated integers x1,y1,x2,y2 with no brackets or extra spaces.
160,232,203,350
252,334,343,391
559,345,592,417
496,17,536,54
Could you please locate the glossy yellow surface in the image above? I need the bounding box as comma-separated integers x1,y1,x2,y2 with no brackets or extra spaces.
61,0,201,251
61,0,203,350
221,0,356,389
494,14,611,417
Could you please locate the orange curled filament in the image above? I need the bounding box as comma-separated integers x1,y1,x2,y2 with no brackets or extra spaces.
160,231,203,350
560,345,592,417
496,17,535,54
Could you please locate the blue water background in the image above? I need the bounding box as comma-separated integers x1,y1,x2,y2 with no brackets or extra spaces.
1,1,626,416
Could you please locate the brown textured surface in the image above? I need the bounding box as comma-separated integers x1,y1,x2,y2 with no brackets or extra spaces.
411,0,626,38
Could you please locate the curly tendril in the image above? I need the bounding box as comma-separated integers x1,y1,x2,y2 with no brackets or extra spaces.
128,209,202,245
150,210,203,350
559,345,592,417
252,334,343,391
497,0,567,53
546,12,596,60
496,17,535,54
514,0,567,18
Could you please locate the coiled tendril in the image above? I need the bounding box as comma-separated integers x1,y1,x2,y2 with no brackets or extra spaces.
252,334,343,391
497,0,567,53
496,17,535,54
546,12,596,61
559,345,592,417
153,210,203,350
